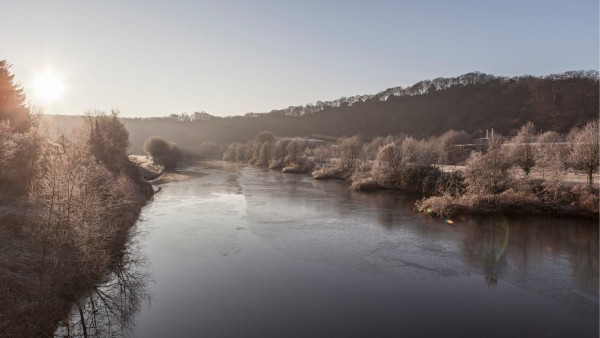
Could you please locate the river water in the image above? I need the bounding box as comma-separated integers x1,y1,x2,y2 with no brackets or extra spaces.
117,161,598,337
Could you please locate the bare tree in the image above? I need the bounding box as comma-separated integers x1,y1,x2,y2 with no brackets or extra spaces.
253,131,276,145
222,143,239,161
257,142,271,167
312,144,331,165
535,131,564,178
54,229,151,337
235,143,250,162
372,142,403,184
439,130,470,165
400,137,419,166
285,140,302,165
271,139,290,165
337,135,362,173
566,120,599,187
463,138,511,194
510,122,537,176
417,138,442,167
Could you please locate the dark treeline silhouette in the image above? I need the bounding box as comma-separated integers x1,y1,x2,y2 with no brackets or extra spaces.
0,61,153,336
43,70,598,155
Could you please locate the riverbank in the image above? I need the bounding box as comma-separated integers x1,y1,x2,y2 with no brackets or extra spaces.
222,159,599,219
417,186,599,219
0,157,156,337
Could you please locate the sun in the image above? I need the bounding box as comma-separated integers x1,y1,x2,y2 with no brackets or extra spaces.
33,70,65,103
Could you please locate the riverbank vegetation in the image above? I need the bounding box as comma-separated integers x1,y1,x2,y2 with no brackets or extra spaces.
222,120,599,218
0,61,153,336
143,135,182,171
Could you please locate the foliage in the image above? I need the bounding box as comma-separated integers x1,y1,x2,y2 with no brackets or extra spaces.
0,60,30,132
143,136,181,171
87,110,130,172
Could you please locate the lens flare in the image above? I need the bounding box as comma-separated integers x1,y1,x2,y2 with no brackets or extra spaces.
33,69,65,103
444,219,454,225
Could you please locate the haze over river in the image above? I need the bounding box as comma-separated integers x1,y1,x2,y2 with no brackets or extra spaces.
126,161,598,337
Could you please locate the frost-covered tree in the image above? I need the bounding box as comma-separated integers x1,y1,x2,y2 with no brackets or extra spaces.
510,122,537,175
400,137,419,166
313,144,331,165
439,130,470,165
253,131,275,145
285,140,301,165
372,142,403,184
87,110,130,171
463,138,511,194
337,135,362,172
27,138,139,293
257,141,271,167
0,60,31,132
417,138,442,167
222,143,239,161
535,131,564,179
566,120,599,187
271,139,289,163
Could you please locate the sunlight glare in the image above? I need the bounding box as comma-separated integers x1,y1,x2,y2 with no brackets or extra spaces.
33,70,65,103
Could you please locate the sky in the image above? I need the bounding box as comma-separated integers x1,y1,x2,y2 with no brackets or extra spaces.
2,0,598,117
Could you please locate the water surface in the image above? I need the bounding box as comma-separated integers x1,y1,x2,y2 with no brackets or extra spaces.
131,161,598,337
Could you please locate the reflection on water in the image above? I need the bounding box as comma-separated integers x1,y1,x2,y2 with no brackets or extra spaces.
460,214,599,292
461,215,510,287
54,229,151,337
130,161,598,337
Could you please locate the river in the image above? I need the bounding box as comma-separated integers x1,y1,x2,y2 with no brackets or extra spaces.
69,161,600,337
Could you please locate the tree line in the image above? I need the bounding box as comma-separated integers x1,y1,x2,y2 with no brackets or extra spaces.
43,70,598,155
105,70,598,155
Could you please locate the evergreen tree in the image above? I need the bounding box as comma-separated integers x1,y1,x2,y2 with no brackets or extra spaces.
0,60,30,132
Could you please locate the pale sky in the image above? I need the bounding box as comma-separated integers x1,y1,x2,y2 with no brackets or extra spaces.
2,0,598,117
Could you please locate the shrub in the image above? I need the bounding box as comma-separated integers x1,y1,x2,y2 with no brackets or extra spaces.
143,136,181,171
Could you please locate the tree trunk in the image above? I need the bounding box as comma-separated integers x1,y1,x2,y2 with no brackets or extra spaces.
79,305,88,338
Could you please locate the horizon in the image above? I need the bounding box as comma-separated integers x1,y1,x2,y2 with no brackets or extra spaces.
3,1,598,118
41,68,599,119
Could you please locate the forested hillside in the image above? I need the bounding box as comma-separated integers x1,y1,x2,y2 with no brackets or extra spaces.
45,71,598,154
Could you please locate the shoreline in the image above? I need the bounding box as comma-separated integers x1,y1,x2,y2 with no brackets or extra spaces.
221,159,599,220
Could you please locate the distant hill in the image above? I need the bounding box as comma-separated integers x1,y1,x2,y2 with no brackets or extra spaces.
44,70,599,154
